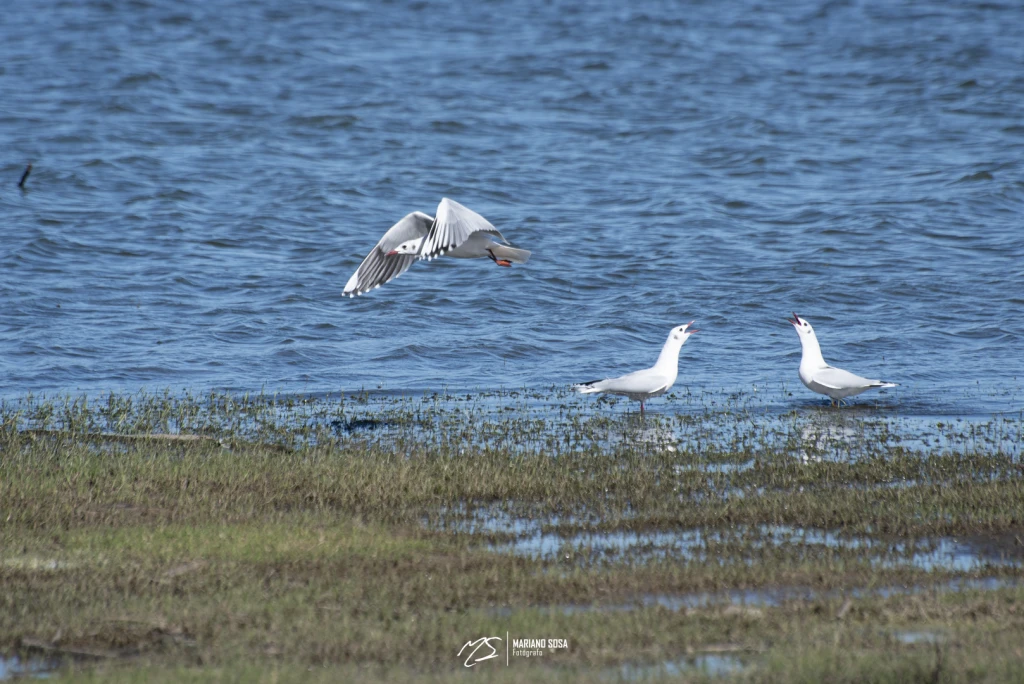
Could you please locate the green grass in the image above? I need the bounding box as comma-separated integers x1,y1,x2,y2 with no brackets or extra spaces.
1,391,1023,681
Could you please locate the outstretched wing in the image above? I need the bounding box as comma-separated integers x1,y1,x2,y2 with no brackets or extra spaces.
343,211,433,297
418,198,506,261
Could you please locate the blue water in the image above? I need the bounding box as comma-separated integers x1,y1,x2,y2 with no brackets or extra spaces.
2,0,1022,416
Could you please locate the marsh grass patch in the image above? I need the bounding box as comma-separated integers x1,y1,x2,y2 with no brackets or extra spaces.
1,390,1023,681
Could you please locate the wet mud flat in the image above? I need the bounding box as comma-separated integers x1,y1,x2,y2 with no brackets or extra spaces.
1,390,1022,682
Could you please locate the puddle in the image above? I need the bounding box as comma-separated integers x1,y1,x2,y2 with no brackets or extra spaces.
496,525,707,562
438,507,1023,573
0,655,61,680
902,537,1003,572
609,654,747,681
553,577,1019,615
892,630,945,645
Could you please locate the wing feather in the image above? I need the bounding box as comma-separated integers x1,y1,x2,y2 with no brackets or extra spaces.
812,366,883,390
418,198,506,261
343,211,433,297
594,370,671,395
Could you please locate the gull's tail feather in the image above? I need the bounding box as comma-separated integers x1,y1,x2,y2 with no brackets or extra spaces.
573,380,606,394
490,244,531,264
876,382,898,388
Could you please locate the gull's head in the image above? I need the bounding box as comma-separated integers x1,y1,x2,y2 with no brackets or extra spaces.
671,321,699,342
787,312,815,339
387,240,419,256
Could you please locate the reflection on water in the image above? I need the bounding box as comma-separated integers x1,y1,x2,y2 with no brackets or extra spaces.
799,422,861,462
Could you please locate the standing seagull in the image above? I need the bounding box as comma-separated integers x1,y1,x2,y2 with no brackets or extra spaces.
573,323,700,413
787,313,897,406
343,198,530,297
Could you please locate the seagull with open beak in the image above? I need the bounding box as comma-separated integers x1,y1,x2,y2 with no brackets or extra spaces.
573,323,700,413
787,313,897,406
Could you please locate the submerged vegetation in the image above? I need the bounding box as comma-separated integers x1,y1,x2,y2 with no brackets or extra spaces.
1,389,1022,681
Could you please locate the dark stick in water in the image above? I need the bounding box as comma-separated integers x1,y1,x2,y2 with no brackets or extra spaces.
18,163,32,188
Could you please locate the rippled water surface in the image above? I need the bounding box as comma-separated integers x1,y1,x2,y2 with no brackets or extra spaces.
2,0,1022,415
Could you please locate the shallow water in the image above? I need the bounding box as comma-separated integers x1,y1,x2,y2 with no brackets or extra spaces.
444,504,1022,573
1,0,1022,415
893,630,945,645
0,654,60,680
9,385,1020,461
611,654,747,681
549,577,1020,616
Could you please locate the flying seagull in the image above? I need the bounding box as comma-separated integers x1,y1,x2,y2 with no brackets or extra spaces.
787,313,897,406
343,198,531,297
573,323,700,413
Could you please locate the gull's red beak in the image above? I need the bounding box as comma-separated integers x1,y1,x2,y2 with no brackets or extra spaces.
686,321,699,334
787,312,801,326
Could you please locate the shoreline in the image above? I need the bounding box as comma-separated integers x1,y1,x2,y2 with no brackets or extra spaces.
1,391,1022,681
